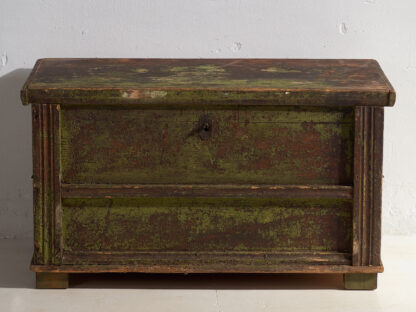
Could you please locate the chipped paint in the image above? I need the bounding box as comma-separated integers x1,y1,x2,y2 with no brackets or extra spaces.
21,59,394,107
60,105,354,185
62,198,352,253
146,90,168,98
261,67,301,74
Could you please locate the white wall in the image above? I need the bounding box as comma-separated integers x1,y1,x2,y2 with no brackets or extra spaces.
1,0,415,238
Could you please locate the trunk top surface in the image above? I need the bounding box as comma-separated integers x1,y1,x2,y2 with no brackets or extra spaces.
21,58,395,107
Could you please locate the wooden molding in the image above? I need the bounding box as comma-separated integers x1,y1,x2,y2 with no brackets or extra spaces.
353,106,384,266
32,104,61,265
61,184,353,199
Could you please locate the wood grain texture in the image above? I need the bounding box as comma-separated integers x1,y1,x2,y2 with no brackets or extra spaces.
21,59,395,106
353,107,384,266
60,105,354,185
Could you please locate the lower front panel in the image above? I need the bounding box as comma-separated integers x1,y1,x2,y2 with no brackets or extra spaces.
61,198,352,265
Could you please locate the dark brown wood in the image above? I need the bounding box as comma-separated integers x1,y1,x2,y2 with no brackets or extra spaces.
61,184,353,199
353,107,384,266
36,272,68,289
344,273,378,290
21,59,395,107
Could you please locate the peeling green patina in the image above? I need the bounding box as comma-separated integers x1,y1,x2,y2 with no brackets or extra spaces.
60,105,354,185
62,198,352,253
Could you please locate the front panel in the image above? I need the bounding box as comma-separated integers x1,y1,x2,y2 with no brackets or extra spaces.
60,105,354,185
61,198,352,263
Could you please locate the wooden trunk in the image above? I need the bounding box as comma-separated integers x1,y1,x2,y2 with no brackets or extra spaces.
21,59,395,289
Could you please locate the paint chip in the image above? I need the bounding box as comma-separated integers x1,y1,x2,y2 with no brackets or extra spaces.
135,68,149,73
146,90,168,99
122,90,144,99
339,23,348,35
261,67,301,73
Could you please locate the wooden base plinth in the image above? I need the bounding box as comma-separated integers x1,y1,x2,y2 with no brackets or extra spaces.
343,273,377,290
33,267,380,290
36,272,69,289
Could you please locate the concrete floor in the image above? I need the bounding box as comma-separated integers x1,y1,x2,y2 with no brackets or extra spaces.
0,236,415,312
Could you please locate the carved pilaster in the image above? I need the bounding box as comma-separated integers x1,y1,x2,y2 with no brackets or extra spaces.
353,106,384,266
32,104,61,265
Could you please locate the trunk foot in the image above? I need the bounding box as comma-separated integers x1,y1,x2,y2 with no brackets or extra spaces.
343,273,377,290
36,272,69,289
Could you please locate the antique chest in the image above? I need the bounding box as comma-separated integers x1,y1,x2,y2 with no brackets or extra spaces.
21,59,395,289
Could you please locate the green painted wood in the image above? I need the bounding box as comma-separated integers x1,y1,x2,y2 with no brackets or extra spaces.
21,59,395,106
61,198,352,254
60,105,354,185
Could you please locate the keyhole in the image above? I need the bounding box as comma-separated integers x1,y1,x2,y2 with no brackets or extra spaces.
203,122,210,131
197,115,213,140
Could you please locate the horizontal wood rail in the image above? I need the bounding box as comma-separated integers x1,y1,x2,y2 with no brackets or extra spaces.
31,250,382,274
59,251,351,265
61,184,353,199
31,263,382,274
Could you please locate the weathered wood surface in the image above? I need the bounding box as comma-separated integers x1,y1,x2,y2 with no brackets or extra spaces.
31,263,383,274
32,104,61,265
60,105,354,185
24,59,395,289
61,198,352,254
353,107,384,266
21,59,395,106
61,184,353,199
